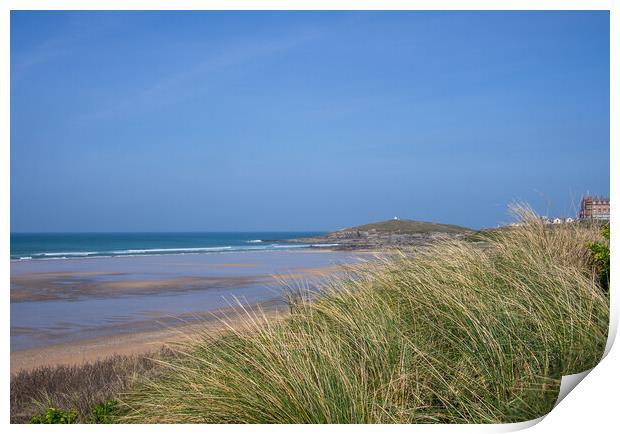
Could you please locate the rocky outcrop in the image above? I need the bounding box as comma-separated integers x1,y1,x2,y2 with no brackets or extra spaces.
285,220,473,250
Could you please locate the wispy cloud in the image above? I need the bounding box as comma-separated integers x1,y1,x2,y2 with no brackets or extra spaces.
11,34,75,78
11,13,132,78
77,29,322,122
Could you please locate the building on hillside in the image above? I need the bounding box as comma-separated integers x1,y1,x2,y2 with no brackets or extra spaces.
579,196,610,221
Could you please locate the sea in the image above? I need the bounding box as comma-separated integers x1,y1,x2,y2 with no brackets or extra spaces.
10,232,333,261
11,232,360,352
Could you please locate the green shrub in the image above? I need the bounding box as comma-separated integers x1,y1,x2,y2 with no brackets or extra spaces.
29,407,78,424
87,400,118,423
588,224,610,293
28,400,118,424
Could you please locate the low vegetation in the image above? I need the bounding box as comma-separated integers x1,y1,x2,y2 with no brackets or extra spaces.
588,223,610,293
118,206,609,423
11,351,169,423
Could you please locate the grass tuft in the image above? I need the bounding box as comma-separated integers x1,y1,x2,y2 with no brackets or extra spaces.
119,205,609,423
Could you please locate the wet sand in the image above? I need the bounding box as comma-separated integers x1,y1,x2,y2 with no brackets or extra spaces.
11,301,287,374
11,249,366,370
11,272,263,302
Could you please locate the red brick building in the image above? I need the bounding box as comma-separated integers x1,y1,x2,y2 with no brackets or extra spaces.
579,196,610,221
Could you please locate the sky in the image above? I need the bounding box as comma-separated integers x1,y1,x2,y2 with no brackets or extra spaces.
10,11,610,232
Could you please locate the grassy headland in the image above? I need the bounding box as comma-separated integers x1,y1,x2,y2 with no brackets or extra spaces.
118,207,609,423
342,219,472,234
288,218,473,250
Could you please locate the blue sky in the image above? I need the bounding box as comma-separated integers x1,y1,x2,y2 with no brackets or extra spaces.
11,11,609,232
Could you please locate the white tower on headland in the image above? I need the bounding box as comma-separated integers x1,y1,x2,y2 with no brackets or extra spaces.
393,216,399,220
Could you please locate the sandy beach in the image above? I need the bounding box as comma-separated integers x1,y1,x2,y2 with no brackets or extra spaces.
11,272,263,302
11,249,365,372
11,300,287,373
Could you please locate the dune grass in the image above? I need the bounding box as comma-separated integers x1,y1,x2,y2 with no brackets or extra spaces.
119,206,609,423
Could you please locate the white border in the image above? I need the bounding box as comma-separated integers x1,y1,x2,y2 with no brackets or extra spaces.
2,2,616,433
0,1,616,11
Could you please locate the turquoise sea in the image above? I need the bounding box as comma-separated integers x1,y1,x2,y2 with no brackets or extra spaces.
10,232,330,261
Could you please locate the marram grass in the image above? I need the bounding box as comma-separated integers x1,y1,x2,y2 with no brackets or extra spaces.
120,206,609,423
